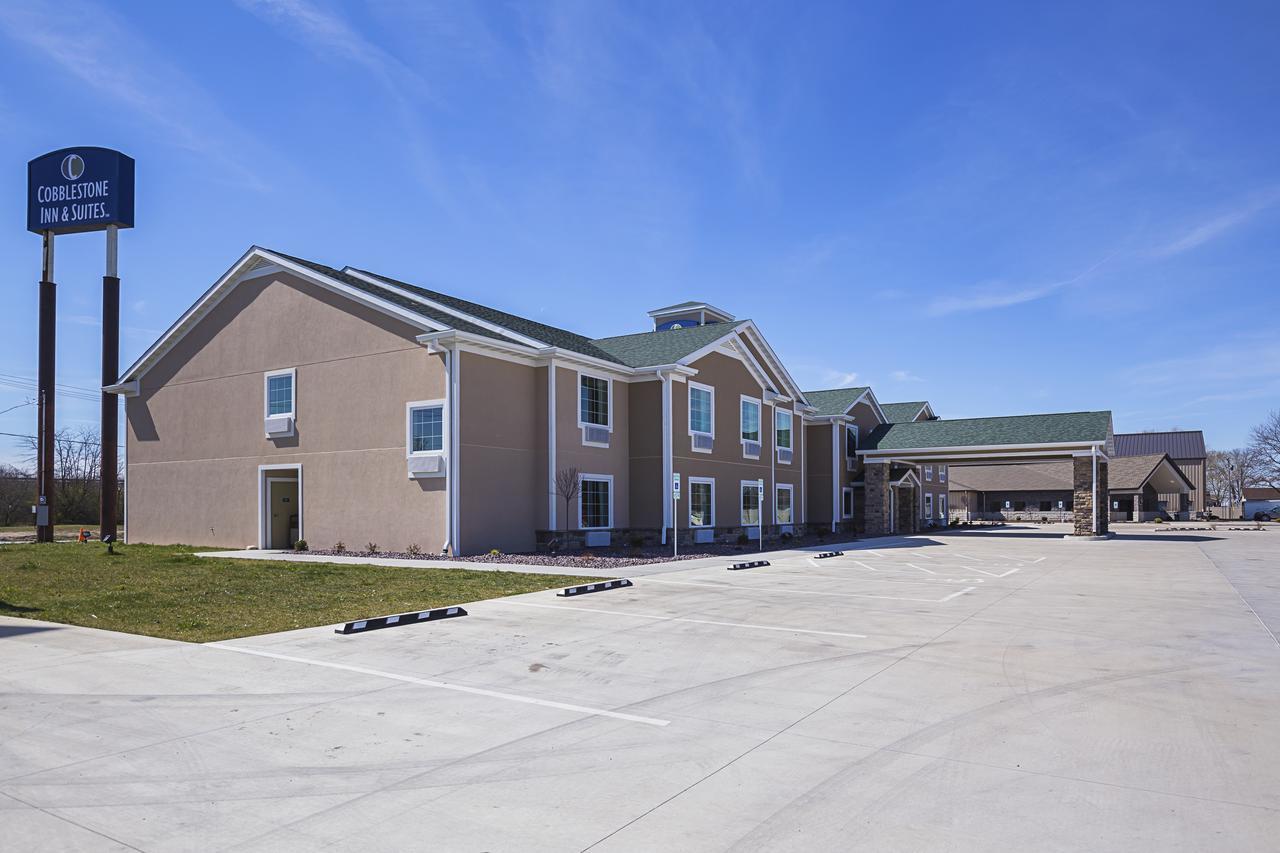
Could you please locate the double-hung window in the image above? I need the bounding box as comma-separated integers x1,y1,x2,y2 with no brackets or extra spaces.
579,475,612,529
776,484,794,525
925,493,934,519
775,409,793,464
939,494,947,521
579,373,611,447
263,368,296,437
689,478,714,527
925,465,934,482
841,487,854,519
740,481,761,526
740,396,761,458
689,382,714,452
939,465,947,483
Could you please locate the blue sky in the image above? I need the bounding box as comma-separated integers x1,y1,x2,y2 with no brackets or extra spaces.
1,0,1277,466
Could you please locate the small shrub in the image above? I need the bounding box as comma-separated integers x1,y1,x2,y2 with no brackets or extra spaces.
1040,516,1048,524
736,532,750,546
488,548,501,557
333,540,346,554
629,535,645,549
367,542,380,553
780,531,792,542
293,539,308,551
405,543,422,557
1153,517,1163,524
546,537,560,554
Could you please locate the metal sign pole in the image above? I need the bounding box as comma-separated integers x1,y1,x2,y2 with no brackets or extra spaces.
100,225,120,542
672,472,680,559
35,231,56,542
758,478,764,553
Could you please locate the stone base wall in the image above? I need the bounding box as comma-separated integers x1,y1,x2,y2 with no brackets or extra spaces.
895,486,920,535
864,464,890,536
534,522,848,552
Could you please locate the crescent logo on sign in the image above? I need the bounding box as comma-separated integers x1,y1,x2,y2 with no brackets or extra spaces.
61,153,85,181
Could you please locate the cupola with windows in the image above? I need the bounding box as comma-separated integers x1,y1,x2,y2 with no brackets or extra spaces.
647,301,736,331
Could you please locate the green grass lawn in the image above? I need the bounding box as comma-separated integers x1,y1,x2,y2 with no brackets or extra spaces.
0,543,595,643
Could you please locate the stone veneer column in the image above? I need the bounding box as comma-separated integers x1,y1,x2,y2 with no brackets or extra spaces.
864,462,891,536
896,485,917,535
1072,455,1111,536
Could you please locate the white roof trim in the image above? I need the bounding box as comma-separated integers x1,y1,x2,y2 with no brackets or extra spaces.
735,322,808,404
647,301,736,321
848,387,888,424
118,247,446,384
343,269,550,350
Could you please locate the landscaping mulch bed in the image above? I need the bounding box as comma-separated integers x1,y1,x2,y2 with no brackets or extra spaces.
309,534,848,570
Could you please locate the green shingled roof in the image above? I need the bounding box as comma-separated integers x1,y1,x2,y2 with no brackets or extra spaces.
880,401,930,423
802,387,871,417
862,411,1112,451
591,321,747,368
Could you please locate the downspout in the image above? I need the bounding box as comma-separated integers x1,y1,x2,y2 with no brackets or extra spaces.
768,401,775,532
830,422,839,533
442,348,453,555
660,370,672,546
547,358,557,533
453,349,462,552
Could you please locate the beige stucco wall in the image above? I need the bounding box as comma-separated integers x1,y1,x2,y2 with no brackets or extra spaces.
126,271,448,551
458,351,542,554
627,379,663,529
552,364,631,530
656,351,802,530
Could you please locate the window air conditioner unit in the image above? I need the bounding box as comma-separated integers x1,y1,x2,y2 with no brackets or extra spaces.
692,433,713,451
694,527,714,544
777,447,793,464
742,440,761,457
407,454,446,478
264,415,294,438
584,530,611,547
779,524,794,536
583,425,610,445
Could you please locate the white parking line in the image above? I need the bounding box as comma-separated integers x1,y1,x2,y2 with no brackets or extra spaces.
503,601,869,638
904,563,938,575
206,643,671,727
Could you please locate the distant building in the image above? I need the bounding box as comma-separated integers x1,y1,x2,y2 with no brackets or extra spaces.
1113,431,1206,519
1244,487,1280,519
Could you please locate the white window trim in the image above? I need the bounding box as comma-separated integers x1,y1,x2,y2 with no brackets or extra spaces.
264,367,296,419
925,493,934,519
845,423,859,460
925,465,933,482
405,398,447,457
688,476,715,527
740,394,761,458
775,408,793,461
775,482,795,525
578,473,614,530
841,486,855,519
577,370,613,446
939,494,947,521
257,463,302,551
740,479,763,526
688,381,715,452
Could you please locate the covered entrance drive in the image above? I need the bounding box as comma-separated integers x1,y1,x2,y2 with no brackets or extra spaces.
259,464,302,550
858,411,1115,538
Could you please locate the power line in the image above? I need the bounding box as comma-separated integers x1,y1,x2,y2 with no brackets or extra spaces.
0,430,123,449
0,372,102,403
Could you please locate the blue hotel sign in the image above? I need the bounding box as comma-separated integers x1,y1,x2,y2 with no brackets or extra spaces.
27,147,134,235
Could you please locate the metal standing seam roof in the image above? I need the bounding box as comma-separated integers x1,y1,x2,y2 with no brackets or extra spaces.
1113,431,1207,460
861,410,1113,451
802,387,872,417
590,321,749,368
880,401,931,423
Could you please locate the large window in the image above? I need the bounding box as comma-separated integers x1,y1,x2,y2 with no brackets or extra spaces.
776,484,794,524
924,493,933,519
579,374,610,427
740,396,761,458
407,400,444,454
689,382,714,451
579,475,612,529
689,478,714,527
740,481,761,526
775,409,792,464
265,369,295,417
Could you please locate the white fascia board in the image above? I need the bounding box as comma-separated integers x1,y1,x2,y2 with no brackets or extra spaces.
858,439,1109,455
119,247,445,384
343,269,549,350
735,321,808,404
847,387,888,424
647,301,735,320
103,380,140,397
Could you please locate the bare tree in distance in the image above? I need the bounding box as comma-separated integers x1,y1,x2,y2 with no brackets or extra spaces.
553,467,581,531
1250,410,1280,489
21,426,121,524
1206,447,1263,510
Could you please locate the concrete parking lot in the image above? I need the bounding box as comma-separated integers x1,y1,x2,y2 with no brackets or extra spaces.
3,526,1279,851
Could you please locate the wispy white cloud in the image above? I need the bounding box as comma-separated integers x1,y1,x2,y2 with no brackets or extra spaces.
926,250,1119,317
821,370,860,387
0,0,269,189
889,370,923,383
1149,187,1280,258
